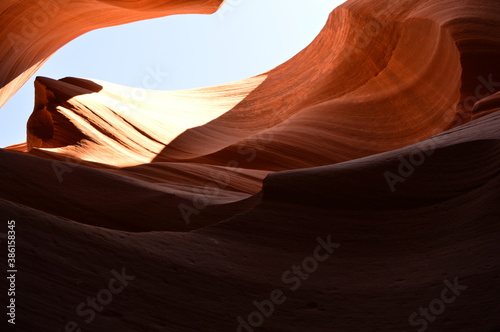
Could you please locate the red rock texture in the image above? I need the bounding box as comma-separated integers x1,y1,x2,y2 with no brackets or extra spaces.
1,0,500,331
0,0,225,108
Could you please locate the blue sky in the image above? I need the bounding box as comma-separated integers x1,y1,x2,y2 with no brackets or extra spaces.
0,0,345,147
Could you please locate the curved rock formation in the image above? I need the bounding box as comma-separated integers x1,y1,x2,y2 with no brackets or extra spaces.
1,0,499,331
0,0,225,108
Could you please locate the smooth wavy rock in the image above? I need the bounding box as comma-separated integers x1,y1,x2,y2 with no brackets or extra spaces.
1,0,500,331
0,0,225,108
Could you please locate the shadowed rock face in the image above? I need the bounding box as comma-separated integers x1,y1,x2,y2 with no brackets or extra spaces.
1,0,500,331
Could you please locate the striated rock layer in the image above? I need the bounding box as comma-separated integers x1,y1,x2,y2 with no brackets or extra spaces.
1,0,500,331
0,0,225,108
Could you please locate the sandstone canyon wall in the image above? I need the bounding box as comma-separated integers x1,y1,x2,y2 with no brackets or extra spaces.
0,0,499,331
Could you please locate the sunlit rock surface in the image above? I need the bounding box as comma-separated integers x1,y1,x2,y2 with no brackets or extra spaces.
0,0,499,331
